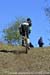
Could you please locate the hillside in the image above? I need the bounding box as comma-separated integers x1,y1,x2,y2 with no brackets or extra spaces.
0,43,50,75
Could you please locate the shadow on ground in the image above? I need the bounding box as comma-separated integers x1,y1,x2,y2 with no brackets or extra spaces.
0,49,26,54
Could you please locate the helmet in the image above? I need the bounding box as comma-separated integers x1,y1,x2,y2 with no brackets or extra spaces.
27,18,31,22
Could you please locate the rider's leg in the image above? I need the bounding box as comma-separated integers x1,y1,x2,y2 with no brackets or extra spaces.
22,39,24,46
22,32,25,46
26,30,30,48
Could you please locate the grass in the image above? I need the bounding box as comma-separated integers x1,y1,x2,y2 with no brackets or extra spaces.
0,43,50,75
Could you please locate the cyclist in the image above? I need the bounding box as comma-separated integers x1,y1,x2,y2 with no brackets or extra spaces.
38,37,44,47
19,18,32,47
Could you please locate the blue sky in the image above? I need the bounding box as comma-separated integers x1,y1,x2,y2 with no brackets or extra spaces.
0,0,50,47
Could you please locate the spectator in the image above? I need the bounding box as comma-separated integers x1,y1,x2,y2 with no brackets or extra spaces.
38,37,44,47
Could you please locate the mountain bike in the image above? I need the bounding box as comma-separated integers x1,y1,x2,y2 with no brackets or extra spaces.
22,30,30,54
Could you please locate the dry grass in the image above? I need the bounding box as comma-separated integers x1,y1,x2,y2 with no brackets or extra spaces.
0,43,50,75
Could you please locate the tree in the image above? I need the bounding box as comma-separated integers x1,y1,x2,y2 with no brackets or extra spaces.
44,0,50,21
44,0,50,44
45,7,50,20
3,17,26,45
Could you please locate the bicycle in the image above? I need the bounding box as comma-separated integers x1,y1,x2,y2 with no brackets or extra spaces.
22,30,30,54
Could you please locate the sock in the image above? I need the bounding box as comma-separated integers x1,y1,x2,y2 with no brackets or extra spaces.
27,38,30,44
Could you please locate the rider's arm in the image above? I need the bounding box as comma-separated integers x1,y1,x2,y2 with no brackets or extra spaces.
29,23,32,33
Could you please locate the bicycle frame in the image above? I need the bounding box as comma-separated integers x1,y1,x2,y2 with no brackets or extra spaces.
22,31,28,54
25,31,28,53
21,25,30,53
